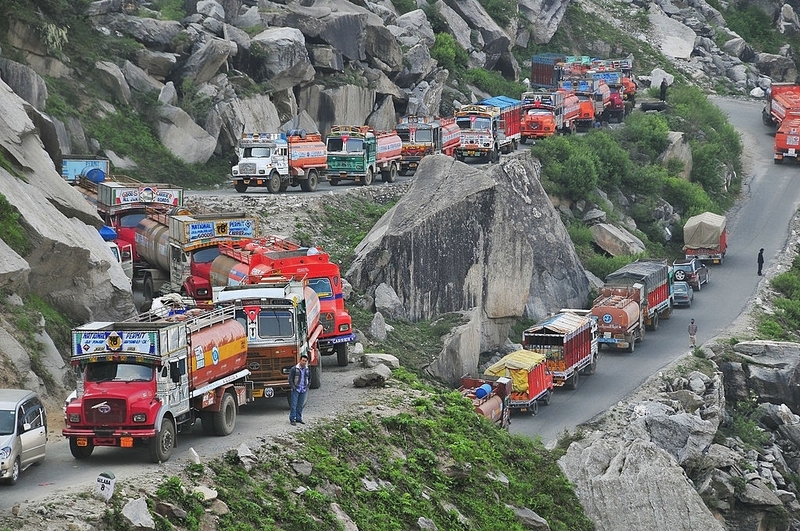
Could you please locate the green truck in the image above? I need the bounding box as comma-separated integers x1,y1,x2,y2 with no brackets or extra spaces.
325,126,403,186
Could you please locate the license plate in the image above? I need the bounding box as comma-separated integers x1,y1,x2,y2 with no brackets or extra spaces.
121,436,133,448
77,437,88,447
252,388,264,398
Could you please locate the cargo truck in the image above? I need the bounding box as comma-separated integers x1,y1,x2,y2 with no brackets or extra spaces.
209,237,355,366
230,131,328,194
213,277,324,399
774,117,800,164
594,259,673,351
522,309,598,390
396,116,461,174
560,78,611,129
325,126,402,186
484,349,553,415
61,155,110,185
454,96,521,162
458,374,512,429
683,212,728,264
763,83,800,126
519,90,581,142
63,305,252,462
134,209,258,308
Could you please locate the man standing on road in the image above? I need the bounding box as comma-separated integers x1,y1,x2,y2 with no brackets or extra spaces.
289,353,310,426
688,319,698,348
758,248,765,276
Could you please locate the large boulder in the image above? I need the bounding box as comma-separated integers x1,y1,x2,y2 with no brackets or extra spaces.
180,37,238,85
297,84,375,137
207,94,282,155
156,104,218,164
648,7,697,59
0,59,48,110
720,341,800,411
250,27,316,91
443,0,510,69
589,223,647,256
518,0,570,45
346,152,589,348
106,15,184,52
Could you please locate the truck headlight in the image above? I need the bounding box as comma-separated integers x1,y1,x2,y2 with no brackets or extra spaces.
258,169,266,174
68,413,81,423
232,169,239,176
338,323,350,332
0,446,10,459
132,413,147,423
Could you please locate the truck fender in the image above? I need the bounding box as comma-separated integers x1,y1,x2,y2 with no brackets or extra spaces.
152,404,174,433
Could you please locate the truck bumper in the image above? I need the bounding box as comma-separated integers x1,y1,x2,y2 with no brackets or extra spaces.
598,337,631,349
251,382,292,399
63,427,158,448
318,333,356,349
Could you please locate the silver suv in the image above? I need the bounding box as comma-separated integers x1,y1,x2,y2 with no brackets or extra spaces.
0,389,47,485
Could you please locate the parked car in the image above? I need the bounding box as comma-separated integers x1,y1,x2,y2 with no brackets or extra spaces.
673,281,694,307
0,389,47,485
672,258,710,291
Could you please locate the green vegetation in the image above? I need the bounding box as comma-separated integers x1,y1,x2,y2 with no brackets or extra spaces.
0,194,31,256
106,378,593,531
758,250,800,340
431,33,470,73
477,0,517,27
715,391,770,449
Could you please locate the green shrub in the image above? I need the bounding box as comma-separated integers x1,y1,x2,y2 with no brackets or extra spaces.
478,0,517,27
390,0,417,15
725,6,784,53
0,194,31,256
463,69,526,99
582,130,631,188
584,254,642,280
431,33,468,73
620,111,670,162
661,176,715,217
622,164,667,196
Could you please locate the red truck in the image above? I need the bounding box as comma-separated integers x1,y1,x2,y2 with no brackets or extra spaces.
484,349,553,415
63,305,251,462
594,259,673,351
774,117,800,164
459,374,512,429
325,126,402,185
134,210,258,308
213,277,324,399
522,309,598,390
230,131,328,193
560,78,611,129
519,90,581,141
763,83,800,126
683,212,728,264
209,237,355,366
454,96,522,162
395,116,461,174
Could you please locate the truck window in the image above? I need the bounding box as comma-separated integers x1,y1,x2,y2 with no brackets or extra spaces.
471,118,492,131
456,117,472,130
258,309,295,338
86,362,153,382
120,212,147,228
243,147,271,158
0,409,15,435
397,130,410,142
193,246,221,264
414,129,433,143
346,138,363,153
327,138,344,152
307,277,333,298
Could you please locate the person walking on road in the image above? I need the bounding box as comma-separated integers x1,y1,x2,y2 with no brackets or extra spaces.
289,353,310,426
660,78,668,102
758,248,765,276
688,319,698,348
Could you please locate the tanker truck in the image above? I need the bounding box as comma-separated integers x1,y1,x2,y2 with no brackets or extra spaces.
325,125,402,186
458,374,512,429
134,209,258,308
395,115,461,174
454,96,521,162
213,277,324,400
230,131,328,194
591,286,643,353
209,237,355,366
603,259,672,331
63,305,252,463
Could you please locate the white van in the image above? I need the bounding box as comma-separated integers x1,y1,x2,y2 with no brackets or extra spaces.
0,389,47,485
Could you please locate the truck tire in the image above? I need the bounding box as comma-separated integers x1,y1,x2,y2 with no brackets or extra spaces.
149,417,175,463
491,149,499,162
335,343,349,367
300,169,319,192
383,163,398,183
542,390,552,405
266,171,281,194
234,182,247,193
647,312,659,332
310,363,321,389
583,355,597,375
69,437,94,459
528,400,538,416
521,136,527,145
142,276,154,309
279,179,290,193
329,178,339,186
200,411,214,435
627,337,635,353
361,168,373,186
213,392,237,436
568,370,580,390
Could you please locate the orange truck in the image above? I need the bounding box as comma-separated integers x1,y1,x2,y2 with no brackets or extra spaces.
519,90,581,142
560,78,611,129
522,310,598,390
484,349,553,415
762,83,800,126
774,117,800,163
396,116,461,174
459,374,512,429
231,131,328,193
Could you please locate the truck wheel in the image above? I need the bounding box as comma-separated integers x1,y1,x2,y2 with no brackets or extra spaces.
310,363,322,389
329,178,339,186
491,149,499,163
583,355,597,375
200,411,214,435
568,370,580,390
279,179,290,193
234,182,247,193
383,163,398,183
69,438,94,459
149,418,175,463
335,343,349,366
266,172,281,194
528,400,538,416
542,390,552,405
300,169,319,192
213,392,237,436
361,168,373,186
627,338,635,353
521,136,527,145
646,312,659,332
142,276,154,309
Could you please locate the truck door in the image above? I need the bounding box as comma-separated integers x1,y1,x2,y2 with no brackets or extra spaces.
276,147,289,175
170,244,190,293
160,358,190,416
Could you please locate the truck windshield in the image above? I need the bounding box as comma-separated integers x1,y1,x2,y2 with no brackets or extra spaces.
193,246,221,264
328,137,364,152
396,130,410,142
243,146,271,158
414,129,433,142
307,277,333,298
0,409,15,435
457,117,491,131
258,309,295,339
527,109,552,116
86,362,154,383
120,213,146,228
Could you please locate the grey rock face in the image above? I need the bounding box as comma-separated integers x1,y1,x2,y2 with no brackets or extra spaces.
107,15,184,51
180,37,237,85
95,61,132,105
0,59,48,110
519,0,569,45
157,104,217,164
250,28,315,91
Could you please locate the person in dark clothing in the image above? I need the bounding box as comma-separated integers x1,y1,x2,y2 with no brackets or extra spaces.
659,78,668,101
288,353,310,425
758,248,765,276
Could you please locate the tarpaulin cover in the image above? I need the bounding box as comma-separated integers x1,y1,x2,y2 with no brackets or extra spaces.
604,259,669,292
484,349,546,393
683,212,726,250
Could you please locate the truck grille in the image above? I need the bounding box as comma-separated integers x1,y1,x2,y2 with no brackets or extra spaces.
238,163,257,175
319,312,334,335
84,398,127,425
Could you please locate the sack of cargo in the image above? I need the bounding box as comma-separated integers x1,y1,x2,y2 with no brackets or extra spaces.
484,349,546,394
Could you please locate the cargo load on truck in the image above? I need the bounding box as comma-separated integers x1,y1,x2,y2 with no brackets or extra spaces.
458,374,512,429
213,277,323,399
763,83,800,126
395,116,461,174
209,237,355,366
63,305,252,463
484,349,553,416
231,131,327,194
683,212,728,264
325,126,402,186
522,309,598,390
